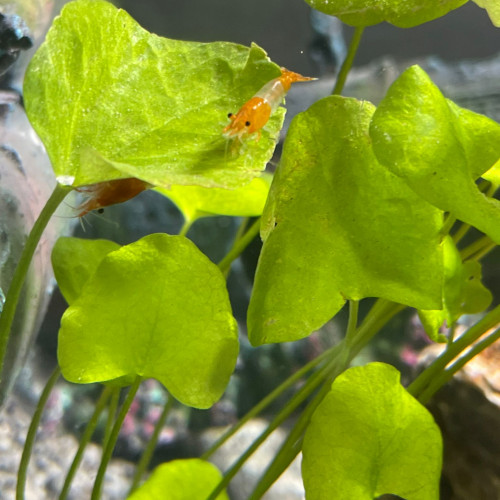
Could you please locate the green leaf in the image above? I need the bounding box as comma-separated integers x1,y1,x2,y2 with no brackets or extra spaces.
418,237,493,341
155,173,272,224
482,158,500,187
304,0,467,27
302,363,442,500
58,234,238,409
52,237,120,304
473,0,500,26
370,65,500,244
24,0,283,189
248,96,443,345
127,459,228,500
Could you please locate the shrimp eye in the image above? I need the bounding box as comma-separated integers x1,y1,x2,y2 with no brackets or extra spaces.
97,208,104,214
245,121,251,127
227,113,233,118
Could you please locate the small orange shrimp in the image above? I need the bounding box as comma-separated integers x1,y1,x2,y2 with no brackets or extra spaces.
76,177,150,217
223,67,315,141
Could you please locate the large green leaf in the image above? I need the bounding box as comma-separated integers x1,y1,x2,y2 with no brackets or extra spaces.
127,459,228,500
304,0,467,27
155,173,272,224
248,96,443,345
58,234,238,409
302,363,442,500
473,0,500,26
52,237,120,304
24,0,283,189
370,65,500,244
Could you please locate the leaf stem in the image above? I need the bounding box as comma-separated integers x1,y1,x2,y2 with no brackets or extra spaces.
460,234,496,261
91,377,142,500
128,393,174,494
217,217,261,275
248,300,402,498
247,356,346,500
178,219,193,237
440,213,456,237
59,385,113,500
206,345,343,500
101,386,120,451
417,326,500,405
408,303,500,399
247,381,333,500
201,345,333,460
345,300,359,344
0,183,70,381
332,27,364,95
348,299,405,355
452,221,471,245
17,366,61,500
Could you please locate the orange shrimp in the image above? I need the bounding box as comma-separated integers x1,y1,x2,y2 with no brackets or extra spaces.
223,67,315,141
76,177,150,217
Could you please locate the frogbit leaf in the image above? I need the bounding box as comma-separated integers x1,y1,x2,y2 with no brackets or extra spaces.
304,0,467,28
58,234,238,409
418,236,493,342
302,363,443,500
127,459,228,500
51,237,120,304
370,65,500,244
24,0,283,189
473,0,500,26
248,96,443,345
155,173,272,224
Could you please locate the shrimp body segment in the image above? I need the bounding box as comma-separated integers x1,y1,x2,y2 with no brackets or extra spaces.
76,177,150,217
223,67,315,141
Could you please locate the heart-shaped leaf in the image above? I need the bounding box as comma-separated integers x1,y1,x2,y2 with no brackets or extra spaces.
473,0,500,26
127,459,228,500
58,234,238,409
302,363,442,500
304,0,467,27
248,96,443,345
52,237,120,304
24,0,283,189
370,65,500,244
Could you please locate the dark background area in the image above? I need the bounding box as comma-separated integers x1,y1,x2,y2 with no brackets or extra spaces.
118,0,499,74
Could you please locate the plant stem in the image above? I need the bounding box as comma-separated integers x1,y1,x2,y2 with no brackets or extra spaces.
0,183,70,380
217,217,261,275
59,385,113,500
248,300,401,498
348,299,405,355
440,213,456,237
206,346,343,500
91,377,142,500
17,366,61,500
452,221,471,245
102,387,120,450
247,381,333,500
248,358,345,500
128,393,174,494
332,27,365,95
178,219,193,237
460,234,496,261
201,345,333,461
408,303,500,398
418,326,500,405
345,300,359,344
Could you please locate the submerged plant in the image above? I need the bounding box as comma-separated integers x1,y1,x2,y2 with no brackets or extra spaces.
0,0,499,498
